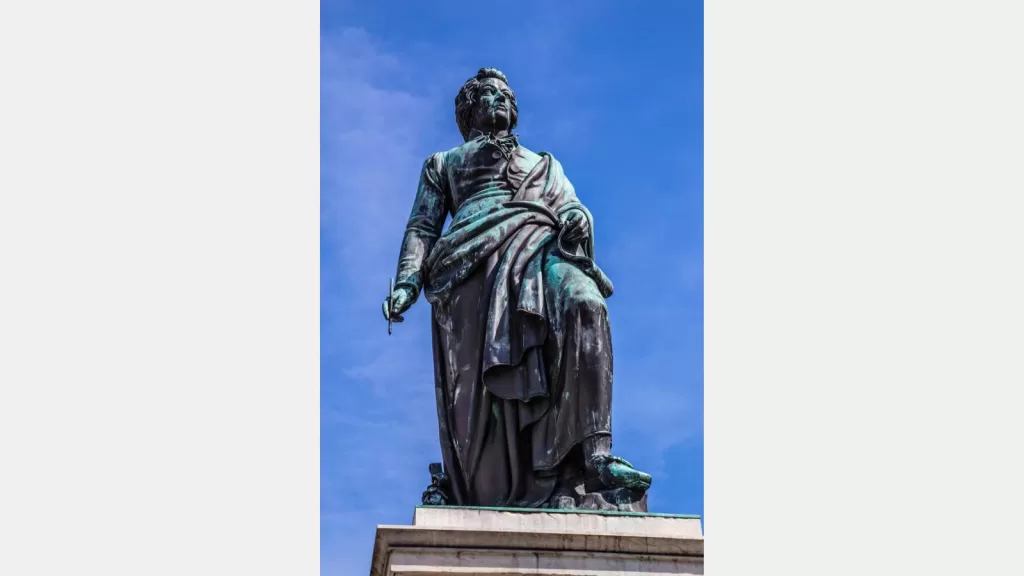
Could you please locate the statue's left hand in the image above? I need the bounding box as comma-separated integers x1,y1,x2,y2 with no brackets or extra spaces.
559,209,590,243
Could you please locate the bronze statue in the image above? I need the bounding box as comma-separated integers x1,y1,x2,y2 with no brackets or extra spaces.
383,68,651,511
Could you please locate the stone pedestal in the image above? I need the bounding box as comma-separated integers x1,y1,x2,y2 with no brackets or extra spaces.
370,506,703,575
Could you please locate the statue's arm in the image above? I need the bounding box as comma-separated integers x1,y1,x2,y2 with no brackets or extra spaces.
394,153,449,302
553,174,596,258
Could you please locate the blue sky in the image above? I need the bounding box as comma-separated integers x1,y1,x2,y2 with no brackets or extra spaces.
321,1,702,572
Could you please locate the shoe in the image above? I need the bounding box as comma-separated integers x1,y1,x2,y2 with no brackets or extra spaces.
589,454,652,491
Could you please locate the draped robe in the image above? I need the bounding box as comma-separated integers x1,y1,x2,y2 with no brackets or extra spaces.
395,131,615,507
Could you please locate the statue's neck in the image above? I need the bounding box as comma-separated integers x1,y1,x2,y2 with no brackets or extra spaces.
468,127,511,140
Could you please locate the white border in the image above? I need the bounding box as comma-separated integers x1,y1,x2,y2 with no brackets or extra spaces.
708,1,1024,573
0,2,320,575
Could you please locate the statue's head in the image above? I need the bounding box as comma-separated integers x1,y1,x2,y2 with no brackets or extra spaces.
455,68,519,141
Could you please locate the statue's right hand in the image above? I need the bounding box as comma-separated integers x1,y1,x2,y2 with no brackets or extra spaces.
382,286,415,323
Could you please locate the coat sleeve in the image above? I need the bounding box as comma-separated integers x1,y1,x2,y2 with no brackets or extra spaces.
394,153,450,301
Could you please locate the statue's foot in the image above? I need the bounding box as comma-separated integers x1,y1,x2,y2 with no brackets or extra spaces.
587,454,652,491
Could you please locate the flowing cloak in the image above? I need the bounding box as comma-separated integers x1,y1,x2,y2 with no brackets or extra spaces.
420,152,615,507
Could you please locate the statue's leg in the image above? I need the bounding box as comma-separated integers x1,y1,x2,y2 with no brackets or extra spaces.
437,250,555,507
545,251,652,492
540,251,614,462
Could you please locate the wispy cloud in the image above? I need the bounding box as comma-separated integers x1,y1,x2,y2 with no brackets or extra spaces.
321,29,435,281
320,27,445,575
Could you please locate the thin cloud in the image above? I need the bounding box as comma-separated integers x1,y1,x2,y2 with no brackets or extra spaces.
320,27,444,575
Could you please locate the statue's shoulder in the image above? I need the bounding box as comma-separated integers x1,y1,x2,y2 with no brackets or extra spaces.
430,141,475,171
420,149,451,175
440,142,464,157
512,144,544,173
515,144,542,162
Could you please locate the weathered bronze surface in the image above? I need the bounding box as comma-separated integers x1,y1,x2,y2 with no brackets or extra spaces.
383,68,651,511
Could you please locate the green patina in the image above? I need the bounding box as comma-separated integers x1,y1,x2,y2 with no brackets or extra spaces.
417,504,700,520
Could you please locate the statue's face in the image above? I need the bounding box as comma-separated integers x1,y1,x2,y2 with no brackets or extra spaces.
470,77,513,133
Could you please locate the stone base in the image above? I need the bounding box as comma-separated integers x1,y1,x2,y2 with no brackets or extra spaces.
370,506,703,575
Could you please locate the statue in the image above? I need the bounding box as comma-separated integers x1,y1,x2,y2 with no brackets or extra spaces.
382,68,652,511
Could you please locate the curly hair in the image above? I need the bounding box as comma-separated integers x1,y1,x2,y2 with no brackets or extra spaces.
454,68,519,141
